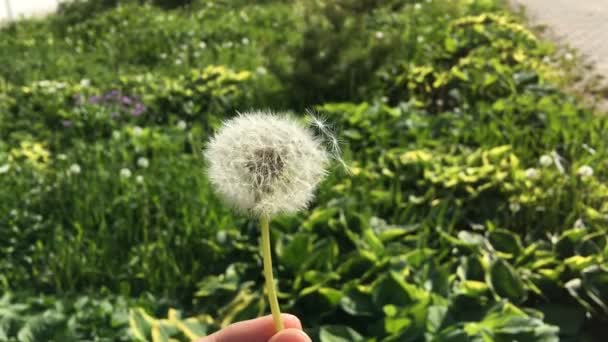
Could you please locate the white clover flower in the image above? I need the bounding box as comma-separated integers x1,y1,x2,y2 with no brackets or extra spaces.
69,163,81,174
120,168,132,179
256,66,268,75
216,230,228,244
137,157,149,169
0,164,10,174
177,120,187,130
509,202,521,213
80,79,91,87
132,126,143,136
525,168,540,180
414,3,422,10
136,175,144,184
204,111,330,217
375,31,384,39
539,154,553,167
242,37,250,45
577,165,593,178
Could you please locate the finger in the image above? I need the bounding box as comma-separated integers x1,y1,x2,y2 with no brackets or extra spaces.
268,328,312,342
196,314,302,342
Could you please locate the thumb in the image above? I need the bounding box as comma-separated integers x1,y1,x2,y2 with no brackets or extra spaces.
268,328,312,342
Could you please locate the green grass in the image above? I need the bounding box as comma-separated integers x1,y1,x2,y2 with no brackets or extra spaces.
0,0,607,341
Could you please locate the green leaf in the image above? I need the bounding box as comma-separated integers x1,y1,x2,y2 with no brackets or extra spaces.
372,272,413,307
538,303,584,337
489,259,526,303
488,229,522,257
280,233,313,271
319,325,365,342
426,305,448,333
340,288,375,317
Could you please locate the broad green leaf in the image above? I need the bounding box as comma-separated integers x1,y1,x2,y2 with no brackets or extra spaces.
319,325,365,342
489,259,526,303
488,229,522,257
340,288,375,317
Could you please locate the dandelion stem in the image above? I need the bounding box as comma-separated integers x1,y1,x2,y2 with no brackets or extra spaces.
260,215,284,332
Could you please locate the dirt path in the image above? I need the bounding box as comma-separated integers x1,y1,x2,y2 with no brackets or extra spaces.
511,0,608,110
512,0,608,75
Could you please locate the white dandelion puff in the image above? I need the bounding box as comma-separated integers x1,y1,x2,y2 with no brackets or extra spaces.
120,168,132,179
204,111,331,217
577,165,593,178
137,157,149,169
539,154,553,167
136,175,144,184
177,120,187,130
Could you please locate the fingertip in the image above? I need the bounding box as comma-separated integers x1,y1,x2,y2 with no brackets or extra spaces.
269,328,312,342
281,314,303,330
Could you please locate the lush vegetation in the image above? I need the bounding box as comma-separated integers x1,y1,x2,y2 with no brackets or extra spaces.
1,0,607,341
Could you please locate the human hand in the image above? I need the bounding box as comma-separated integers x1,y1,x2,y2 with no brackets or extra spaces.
195,314,311,342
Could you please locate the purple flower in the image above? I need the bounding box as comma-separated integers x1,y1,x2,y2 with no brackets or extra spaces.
131,103,146,117
62,120,73,127
89,95,102,104
105,90,121,100
121,96,132,105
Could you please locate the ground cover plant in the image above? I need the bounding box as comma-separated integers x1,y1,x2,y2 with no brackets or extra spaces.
1,0,607,341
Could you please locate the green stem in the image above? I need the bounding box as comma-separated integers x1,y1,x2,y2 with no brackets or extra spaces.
260,215,284,332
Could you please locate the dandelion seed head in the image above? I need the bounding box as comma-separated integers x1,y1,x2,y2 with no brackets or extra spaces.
204,111,330,217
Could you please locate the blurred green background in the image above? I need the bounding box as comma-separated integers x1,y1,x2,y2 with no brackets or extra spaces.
0,0,607,341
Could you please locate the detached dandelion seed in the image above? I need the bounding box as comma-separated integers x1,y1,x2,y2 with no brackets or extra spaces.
204,111,334,332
